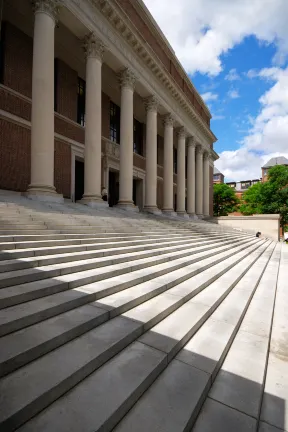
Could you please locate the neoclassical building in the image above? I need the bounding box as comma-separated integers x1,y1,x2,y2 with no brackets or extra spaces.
0,0,218,217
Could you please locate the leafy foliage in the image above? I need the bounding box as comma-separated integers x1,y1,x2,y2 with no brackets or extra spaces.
213,183,239,216
240,165,288,228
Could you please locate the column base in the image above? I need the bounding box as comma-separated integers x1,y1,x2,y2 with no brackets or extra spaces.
196,214,204,219
177,211,190,219
80,195,109,209
24,185,64,203
143,206,162,215
116,201,139,212
162,209,178,217
187,213,198,220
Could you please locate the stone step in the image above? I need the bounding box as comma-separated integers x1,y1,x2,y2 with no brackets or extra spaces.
7,241,270,432
0,231,235,260
260,243,288,432
0,235,250,289
0,239,266,376
0,233,241,273
0,237,259,319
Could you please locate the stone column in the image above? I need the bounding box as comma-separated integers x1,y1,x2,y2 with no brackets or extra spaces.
176,127,188,217
187,137,196,217
81,33,106,207
162,114,175,215
117,68,137,210
195,145,204,217
144,95,160,214
203,152,210,216
26,0,63,202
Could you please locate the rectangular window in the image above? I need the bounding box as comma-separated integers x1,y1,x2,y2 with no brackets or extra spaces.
241,182,251,190
214,175,220,181
133,118,143,155
173,148,177,174
77,77,86,126
110,101,120,143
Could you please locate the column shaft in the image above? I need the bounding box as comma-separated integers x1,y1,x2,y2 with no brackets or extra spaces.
118,69,136,208
27,1,61,201
187,139,196,215
176,128,186,215
203,153,210,216
196,146,204,216
81,34,104,206
162,115,174,213
144,97,158,212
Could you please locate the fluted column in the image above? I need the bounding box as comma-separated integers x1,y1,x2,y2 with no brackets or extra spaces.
144,95,160,213
203,152,210,216
187,137,196,217
196,145,204,217
26,0,63,202
81,33,106,207
176,127,187,216
162,114,175,214
117,68,137,209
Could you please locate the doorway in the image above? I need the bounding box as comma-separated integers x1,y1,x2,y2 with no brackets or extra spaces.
75,159,84,201
109,170,119,207
133,178,144,210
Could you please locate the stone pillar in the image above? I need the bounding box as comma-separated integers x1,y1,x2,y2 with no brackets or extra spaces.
176,127,188,217
203,152,210,216
26,0,63,202
162,114,175,215
187,137,196,217
144,95,160,214
117,68,137,210
81,33,106,208
195,145,204,217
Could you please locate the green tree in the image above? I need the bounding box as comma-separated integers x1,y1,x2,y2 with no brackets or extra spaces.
240,165,288,229
213,183,239,216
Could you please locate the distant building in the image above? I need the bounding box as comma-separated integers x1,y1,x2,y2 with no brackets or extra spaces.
213,167,224,184
226,179,261,199
262,156,288,182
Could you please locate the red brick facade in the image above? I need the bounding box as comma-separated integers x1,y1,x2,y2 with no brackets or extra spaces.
55,59,78,122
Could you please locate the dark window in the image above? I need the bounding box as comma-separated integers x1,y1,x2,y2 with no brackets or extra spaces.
54,58,58,112
77,77,86,126
241,182,251,190
133,118,143,155
0,22,6,84
110,101,120,143
157,135,162,165
173,148,177,174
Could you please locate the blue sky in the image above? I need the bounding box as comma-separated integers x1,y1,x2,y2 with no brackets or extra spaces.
144,0,288,181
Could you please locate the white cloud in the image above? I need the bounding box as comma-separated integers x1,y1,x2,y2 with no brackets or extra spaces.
227,89,240,99
212,115,225,120
144,0,288,76
225,68,240,81
216,66,288,180
201,92,218,102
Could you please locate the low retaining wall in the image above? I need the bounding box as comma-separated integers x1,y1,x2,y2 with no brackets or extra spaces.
213,214,280,242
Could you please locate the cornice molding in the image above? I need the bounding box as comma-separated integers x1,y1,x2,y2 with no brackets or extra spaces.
83,32,105,61
88,0,216,144
32,0,61,21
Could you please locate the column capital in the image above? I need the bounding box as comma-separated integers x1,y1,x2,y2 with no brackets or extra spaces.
162,113,174,128
119,68,137,90
143,95,159,113
32,0,61,21
196,144,204,155
83,33,105,62
203,150,210,160
177,127,187,139
187,136,196,148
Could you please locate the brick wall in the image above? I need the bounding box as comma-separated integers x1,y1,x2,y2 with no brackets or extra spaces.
2,22,33,98
55,59,78,122
0,87,31,121
54,140,71,198
0,119,30,191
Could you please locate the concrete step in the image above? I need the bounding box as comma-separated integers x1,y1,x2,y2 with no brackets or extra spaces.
0,239,267,376
0,238,259,323
0,231,237,260
0,234,250,289
0,233,242,273
5,241,270,432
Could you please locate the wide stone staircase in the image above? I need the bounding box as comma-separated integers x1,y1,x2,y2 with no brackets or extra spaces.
0,193,287,432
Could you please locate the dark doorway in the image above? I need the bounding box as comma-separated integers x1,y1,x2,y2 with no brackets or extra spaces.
75,160,84,201
109,171,119,207
133,179,137,206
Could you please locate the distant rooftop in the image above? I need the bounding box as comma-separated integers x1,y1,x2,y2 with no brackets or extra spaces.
213,167,222,175
262,156,288,168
